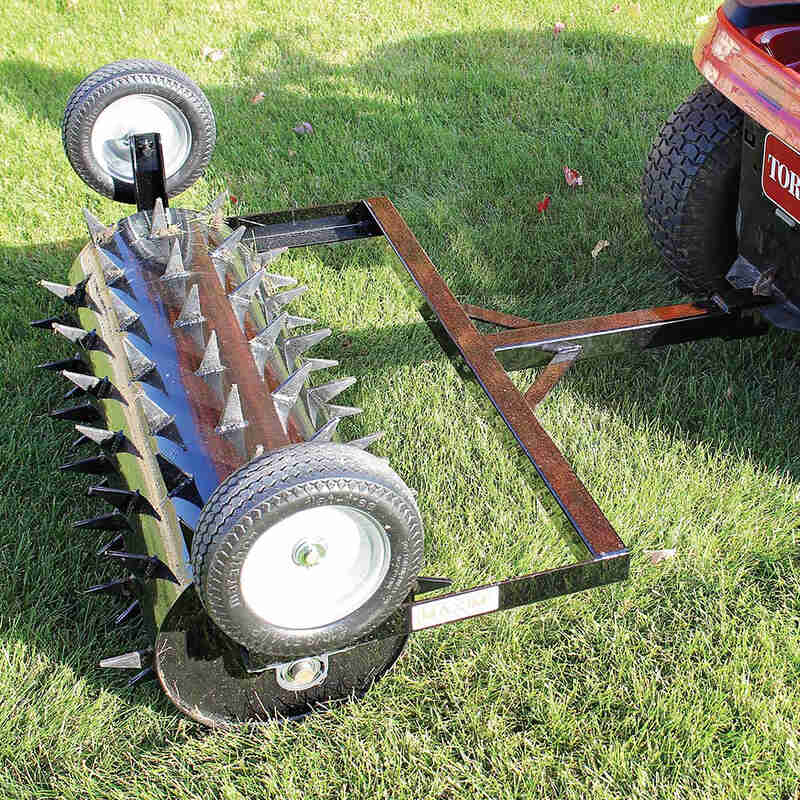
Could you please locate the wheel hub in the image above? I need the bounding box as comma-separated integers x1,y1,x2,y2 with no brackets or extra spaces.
239,505,391,630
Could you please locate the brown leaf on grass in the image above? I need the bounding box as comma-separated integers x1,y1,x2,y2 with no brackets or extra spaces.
202,46,225,62
644,549,677,565
250,92,265,104
553,21,566,37
563,165,583,187
591,239,610,258
292,121,314,135
611,3,621,12
288,148,296,157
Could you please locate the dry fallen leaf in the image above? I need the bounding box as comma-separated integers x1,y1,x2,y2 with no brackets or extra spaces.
591,239,610,258
202,46,225,62
288,148,296,157
611,3,621,12
563,165,583,187
293,121,314,136
250,92,265,104
645,549,677,565
537,195,551,213
553,21,566,38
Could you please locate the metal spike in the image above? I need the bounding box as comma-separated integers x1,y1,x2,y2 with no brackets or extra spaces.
61,370,108,398
174,284,204,328
30,314,72,330
73,512,131,532
37,353,88,373
259,247,288,266
263,285,308,318
60,453,115,475
195,330,224,376
228,269,265,330
309,377,356,405
87,486,159,518
216,384,248,433
307,377,357,425
127,666,155,687
271,362,314,432
303,357,339,372
82,208,114,244
71,434,90,449
138,393,175,437
150,197,168,237
84,576,135,598
105,551,179,583
321,403,362,421
251,311,288,350
110,292,139,330
249,313,288,379
168,474,204,507
50,402,101,424
264,272,297,288
99,649,152,670
310,417,341,442
114,599,141,626
283,328,331,366
348,432,384,450
211,226,246,286
39,280,77,301
53,324,107,352
95,248,125,285
205,189,228,218
162,239,190,280
97,533,125,557
52,323,88,345
74,425,115,447
123,338,156,381
286,315,315,329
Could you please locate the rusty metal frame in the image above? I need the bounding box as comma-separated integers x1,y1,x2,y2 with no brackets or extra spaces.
232,196,769,643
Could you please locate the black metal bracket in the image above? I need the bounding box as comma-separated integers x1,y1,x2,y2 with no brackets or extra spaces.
130,132,168,213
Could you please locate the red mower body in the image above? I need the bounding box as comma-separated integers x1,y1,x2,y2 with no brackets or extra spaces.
695,3,800,150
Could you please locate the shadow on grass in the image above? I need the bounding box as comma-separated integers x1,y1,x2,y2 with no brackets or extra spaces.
1,27,798,723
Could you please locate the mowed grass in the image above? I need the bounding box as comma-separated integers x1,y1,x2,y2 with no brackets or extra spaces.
1,0,799,797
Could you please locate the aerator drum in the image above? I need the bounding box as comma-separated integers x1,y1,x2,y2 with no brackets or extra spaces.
38,61,424,726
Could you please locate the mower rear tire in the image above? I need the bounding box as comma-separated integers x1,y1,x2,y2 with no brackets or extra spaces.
642,82,744,294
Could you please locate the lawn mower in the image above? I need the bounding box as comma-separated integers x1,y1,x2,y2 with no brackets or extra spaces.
32,1,796,725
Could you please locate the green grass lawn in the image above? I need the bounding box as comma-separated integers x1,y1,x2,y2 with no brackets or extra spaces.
1,0,799,797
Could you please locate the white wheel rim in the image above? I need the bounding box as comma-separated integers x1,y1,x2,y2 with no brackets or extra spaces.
239,505,391,629
90,94,192,183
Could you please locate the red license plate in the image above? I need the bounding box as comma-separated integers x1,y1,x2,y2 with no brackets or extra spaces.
762,132,800,223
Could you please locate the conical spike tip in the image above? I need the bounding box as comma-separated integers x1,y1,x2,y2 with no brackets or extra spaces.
83,208,114,244
150,197,168,237
174,284,204,328
217,384,248,433
196,330,225,376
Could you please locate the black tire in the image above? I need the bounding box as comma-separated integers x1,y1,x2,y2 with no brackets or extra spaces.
642,82,744,293
62,60,216,204
191,442,424,657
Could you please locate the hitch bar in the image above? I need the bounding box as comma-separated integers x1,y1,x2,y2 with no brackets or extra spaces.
229,197,769,649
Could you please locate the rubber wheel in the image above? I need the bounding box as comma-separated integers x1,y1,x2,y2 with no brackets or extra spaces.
62,60,216,204
641,82,744,293
191,443,424,658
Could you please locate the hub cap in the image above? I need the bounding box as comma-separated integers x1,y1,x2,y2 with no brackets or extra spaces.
239,505,391,629
90,94,192,182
